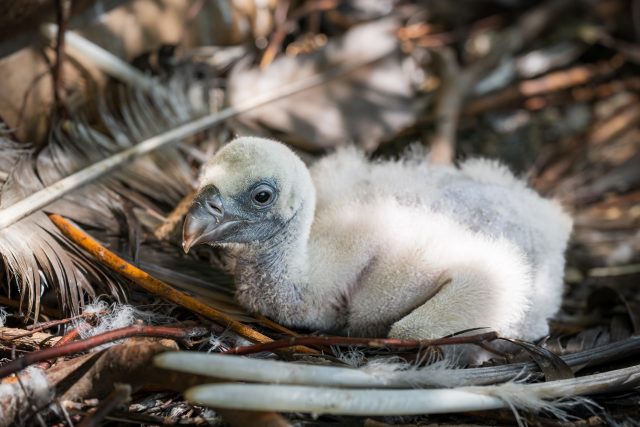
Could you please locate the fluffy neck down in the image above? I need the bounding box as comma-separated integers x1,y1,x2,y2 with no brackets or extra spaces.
233,200,315,327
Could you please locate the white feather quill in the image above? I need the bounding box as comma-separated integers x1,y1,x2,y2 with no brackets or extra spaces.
156,336,640,388
154,351,507,388
156,342,640,423
178,363,634,420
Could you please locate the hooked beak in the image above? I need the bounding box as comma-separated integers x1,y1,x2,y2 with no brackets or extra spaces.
182,185,241,253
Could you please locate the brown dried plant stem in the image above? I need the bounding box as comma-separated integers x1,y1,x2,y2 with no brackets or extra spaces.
259,0,340,69
12,312,100,339
153,189,196,241
463,59,623,116
224,331,498,355
0,324,208,379
35,323,87,371
55,326,82,346
49,214,314,353
254,314,299,337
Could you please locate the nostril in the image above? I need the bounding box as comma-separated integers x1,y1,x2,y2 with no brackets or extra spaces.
207,202,223,216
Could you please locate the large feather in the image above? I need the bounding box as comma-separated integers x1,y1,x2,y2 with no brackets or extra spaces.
0,136,125,318
0,70,239,318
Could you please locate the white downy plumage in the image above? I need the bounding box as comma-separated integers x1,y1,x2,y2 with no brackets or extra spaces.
183,137,572,342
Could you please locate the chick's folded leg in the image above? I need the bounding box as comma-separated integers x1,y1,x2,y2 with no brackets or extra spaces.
387,262,533,365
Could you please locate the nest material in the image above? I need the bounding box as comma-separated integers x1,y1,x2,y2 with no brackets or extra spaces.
0,0,639,426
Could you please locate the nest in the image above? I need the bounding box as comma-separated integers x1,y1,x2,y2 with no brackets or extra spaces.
0,0,639,426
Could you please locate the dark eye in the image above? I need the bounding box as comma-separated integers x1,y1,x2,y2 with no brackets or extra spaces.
254,191,271,203
251,184,276,207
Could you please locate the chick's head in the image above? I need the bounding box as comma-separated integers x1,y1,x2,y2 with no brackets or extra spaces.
183,137,314,252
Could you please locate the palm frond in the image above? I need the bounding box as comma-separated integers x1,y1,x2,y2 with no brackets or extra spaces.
0,70,224,318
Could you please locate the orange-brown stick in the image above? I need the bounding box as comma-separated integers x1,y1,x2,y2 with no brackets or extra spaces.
49,213,313,351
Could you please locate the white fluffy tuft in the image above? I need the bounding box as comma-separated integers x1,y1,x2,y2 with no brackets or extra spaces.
333,347,367,367
77,300,136,341
76,300,176,349
0,367,54,423
206,330,240,353
0,306,8,327
473,382,598,426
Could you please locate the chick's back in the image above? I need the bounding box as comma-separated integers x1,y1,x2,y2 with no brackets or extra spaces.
308,147,572,340
310,147,572,270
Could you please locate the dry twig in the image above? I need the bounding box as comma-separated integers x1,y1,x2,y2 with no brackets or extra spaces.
50,214,268,343
153,190,196,241
224,331,498,355
463,58,623,115
0,324,208,379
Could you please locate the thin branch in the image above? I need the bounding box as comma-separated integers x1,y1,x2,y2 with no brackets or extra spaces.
0,327,62,349
15,311,101,338
49,214,316,354
33,324,86,371
260,0,290,69
429,48,466,164
463,59,622,116
54,326,82,347
223,332,498,355
253,314,300,337
260,0,340,68
0,324,208,379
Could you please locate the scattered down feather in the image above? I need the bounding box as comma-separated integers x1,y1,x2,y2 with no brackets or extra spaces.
183,137,572,342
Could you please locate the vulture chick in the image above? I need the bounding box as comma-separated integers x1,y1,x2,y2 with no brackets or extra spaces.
183,137,572,342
